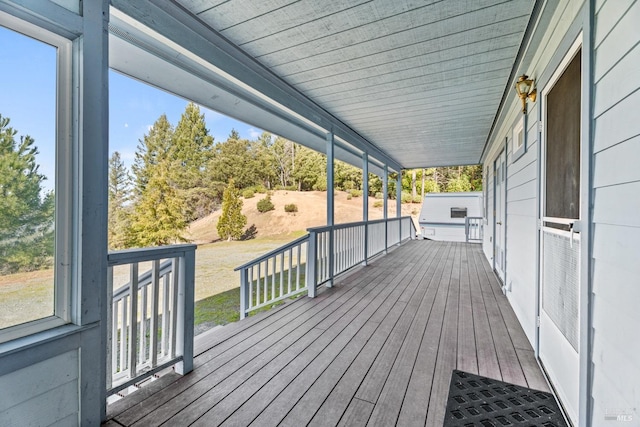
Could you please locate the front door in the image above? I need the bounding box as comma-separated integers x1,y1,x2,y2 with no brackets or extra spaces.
539,45,582,424
494,149,506,282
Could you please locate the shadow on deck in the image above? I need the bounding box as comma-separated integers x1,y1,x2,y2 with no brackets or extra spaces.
105,240,549,427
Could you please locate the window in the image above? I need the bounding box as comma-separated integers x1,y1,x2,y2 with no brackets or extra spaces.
512,115,526,161
451,207,467,218
0,14,72,343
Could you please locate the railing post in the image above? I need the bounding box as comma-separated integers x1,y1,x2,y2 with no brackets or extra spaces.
411,219,416,240
175,248,195,375
465,217,470,243
383,165,388,254
363,222,368,266
307,231,318,298
328,228,334,287
240,268,249,320
397,172,402,246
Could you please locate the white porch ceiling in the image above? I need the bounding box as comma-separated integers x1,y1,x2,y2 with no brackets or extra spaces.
175,0,535,168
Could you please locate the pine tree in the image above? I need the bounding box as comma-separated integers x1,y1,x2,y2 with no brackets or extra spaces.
217,179,246,241
108,151,132,249
172,103,216,221
129,115,187,246
0,115,54,274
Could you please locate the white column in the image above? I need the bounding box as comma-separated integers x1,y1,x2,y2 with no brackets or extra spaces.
362,153,369,265
326,132,335,286
397,170,402,245
383,165,388,253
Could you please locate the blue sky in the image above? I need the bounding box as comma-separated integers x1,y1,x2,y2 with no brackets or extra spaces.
1,25,263,192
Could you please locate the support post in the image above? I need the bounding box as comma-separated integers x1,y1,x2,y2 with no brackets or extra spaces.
326,132,335,287
239,268,249,319
397,170,402,245
362,152,369,265
175,248,195,375
383,165,388,253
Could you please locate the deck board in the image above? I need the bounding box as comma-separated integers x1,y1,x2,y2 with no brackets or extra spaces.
106,240,549,427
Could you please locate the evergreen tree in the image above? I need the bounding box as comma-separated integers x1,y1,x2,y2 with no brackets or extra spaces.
217,179,246,241
129,115,187,246
0,115,54,274
172,103,216,221
208,130,259,189
108,151,132,249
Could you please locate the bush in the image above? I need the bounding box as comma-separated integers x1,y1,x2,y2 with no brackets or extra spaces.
254,184,267,194
373,200,383,208
242,189,255,199
401,192,412,204
347,194,352,200
257,196,275,213
412,195,422,203
374,192,384,199
313,181,327,191
343,180,356,190
349,189,362,198
284,203,298,213
285,185,297,191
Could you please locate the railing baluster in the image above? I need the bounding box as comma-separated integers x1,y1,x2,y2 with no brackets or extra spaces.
129,262,139,379
150,260,160,368
170,257,179,359
162,273,170,356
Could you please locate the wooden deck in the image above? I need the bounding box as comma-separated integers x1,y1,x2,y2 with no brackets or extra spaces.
105,240,549,427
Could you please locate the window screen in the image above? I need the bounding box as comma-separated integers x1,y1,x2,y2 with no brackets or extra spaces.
451,207,467,218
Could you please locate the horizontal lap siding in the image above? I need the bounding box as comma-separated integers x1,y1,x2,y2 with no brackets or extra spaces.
592,0,640,424
482,0,584,350
0,350,79,425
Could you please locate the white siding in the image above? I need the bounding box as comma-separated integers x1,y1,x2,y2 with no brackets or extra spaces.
482,0,584,348
0,350,79,425
592,2,640,422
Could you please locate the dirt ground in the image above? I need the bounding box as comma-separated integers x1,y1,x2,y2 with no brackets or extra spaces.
187,190,420,244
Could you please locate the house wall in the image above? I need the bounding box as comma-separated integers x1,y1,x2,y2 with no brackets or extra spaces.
591,0,640,424
0,1,109,425
482,0,585,347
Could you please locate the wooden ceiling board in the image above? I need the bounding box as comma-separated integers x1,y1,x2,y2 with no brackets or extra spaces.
173,0,535,168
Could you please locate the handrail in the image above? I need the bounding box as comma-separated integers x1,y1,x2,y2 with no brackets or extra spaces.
235,236,309,319
106,244,196,396
465,217,484,243
238,217,417,314
234,234,309,272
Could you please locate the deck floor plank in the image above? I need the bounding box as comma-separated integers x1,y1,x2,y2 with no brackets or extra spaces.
106,240,549,427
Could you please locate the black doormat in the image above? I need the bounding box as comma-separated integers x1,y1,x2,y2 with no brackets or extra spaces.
443,370,568,427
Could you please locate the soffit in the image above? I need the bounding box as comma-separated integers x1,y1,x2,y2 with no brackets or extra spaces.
176,0,534,168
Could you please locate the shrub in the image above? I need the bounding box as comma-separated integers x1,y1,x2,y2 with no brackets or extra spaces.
373,200,383,208
285,185,297,191
242,189,255,199
401,192,412,204
412,195,422,203
313,181,327,191
257,196,275,213
343,180,356,190
374,192,384,199
346,194,352,200
349,189,362,198
254,184,267,194
284,203,298,213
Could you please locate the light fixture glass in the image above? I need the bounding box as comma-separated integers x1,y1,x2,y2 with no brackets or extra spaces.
515,74,536,114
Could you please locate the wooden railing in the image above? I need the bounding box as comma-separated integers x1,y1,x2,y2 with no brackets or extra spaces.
465,216,484,243
234,235,309,319
237,217,416,316
106,244,196,396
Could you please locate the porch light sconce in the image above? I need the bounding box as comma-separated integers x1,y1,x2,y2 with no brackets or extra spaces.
514,74,537,114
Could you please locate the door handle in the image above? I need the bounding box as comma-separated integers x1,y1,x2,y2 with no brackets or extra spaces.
496,221,502,225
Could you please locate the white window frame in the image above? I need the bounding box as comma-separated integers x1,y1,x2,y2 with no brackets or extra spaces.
512,115,526,161
0,12,73,344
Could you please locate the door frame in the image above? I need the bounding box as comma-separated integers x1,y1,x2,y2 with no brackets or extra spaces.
537,34,584,426
492,143,507,285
